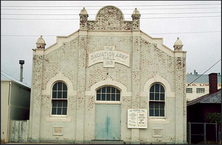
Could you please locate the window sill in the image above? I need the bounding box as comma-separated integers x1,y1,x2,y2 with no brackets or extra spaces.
46,115,71,122
148,117,170,124
95,101,121,104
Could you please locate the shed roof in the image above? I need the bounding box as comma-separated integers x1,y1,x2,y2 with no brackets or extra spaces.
1,71,30,89
187,89,221,106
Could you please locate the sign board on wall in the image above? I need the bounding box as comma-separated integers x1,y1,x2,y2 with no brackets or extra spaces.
88,46,130,68
128,109,147,128
188,83,221,87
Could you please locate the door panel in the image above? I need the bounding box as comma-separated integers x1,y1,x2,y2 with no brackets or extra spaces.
95,104,121,140
95,104,108,140
107,105,121,140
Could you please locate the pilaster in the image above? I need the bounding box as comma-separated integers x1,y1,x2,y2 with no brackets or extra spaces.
75,8,89,142
131,10,141,141
28,49,45,142
75,30,88,142
174,51,187,143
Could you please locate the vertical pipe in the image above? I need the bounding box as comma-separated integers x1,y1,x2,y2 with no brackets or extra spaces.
204,122,206,144
20,64,23,82
188,122,191,144
19,60,25,82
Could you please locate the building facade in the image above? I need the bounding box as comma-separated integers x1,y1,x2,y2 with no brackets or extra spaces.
186,70,221,101
28,6,187,144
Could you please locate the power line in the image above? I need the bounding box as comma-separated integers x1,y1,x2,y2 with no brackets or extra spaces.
1,15,221,20
187,59,221,87
148,31,221,35
1,11,221,15
1,70,20,82
1,7,221,11
1,31,221,37
1,3,221,7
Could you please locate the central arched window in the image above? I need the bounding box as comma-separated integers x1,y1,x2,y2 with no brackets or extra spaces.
149,83,165,117
52,82,67,115
96,86,120,101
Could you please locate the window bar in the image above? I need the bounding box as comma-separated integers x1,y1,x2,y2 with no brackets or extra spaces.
61,100,63,115
115,88,116,101
105,87,106,101
56,100,58,115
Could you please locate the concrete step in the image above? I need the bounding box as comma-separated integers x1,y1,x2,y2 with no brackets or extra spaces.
90,140,124,144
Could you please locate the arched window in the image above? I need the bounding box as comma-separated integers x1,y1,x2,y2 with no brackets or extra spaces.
52,82,67,115
149,83,165,117
96,86,120,101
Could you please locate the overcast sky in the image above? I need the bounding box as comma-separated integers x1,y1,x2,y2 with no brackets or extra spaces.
1,1,221,87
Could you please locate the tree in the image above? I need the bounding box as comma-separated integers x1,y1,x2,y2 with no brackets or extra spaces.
205,112,221,126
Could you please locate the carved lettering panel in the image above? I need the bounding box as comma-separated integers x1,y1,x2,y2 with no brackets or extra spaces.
89,46,130,67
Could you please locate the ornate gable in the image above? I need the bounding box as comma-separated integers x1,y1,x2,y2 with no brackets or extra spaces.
96,6,124,21
86,6,133,31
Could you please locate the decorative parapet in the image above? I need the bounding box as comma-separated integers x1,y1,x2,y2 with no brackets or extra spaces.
79,7,89,30
81,6,140,31
131,8,141,31
36,35,46,49
173,37,183,51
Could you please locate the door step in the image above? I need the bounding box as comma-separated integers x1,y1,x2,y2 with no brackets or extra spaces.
90,140,124,144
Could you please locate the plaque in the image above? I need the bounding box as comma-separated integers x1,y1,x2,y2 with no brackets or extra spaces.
128,109,147,128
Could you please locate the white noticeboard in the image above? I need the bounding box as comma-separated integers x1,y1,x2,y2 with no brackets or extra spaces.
128,109,147,128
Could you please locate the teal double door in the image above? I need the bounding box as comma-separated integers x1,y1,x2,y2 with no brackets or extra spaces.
95,104,121,140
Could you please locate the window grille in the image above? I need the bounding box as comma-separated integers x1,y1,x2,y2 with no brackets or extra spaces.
196,88,205,93
96,86,120,101
186,88,193,93
149,83,165,117
52,82,67,115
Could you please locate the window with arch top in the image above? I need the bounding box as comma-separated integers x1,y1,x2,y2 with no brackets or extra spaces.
52,82,67,115
96,86,120,101
149,83,165,117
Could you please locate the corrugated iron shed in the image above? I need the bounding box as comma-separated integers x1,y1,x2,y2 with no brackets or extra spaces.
1,71,30,88
187,89,221,106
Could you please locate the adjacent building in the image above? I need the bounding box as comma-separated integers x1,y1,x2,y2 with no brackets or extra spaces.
186,70,221,101
28,6,187,144
1,71,31,143
187,73,221,143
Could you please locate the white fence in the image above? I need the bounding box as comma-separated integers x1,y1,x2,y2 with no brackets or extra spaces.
10,120,29,142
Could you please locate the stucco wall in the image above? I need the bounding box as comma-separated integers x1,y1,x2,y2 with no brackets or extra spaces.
29,5,186,144
29,37,79,142
138,38,177,143
86,36,132,91
29,34,186,143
